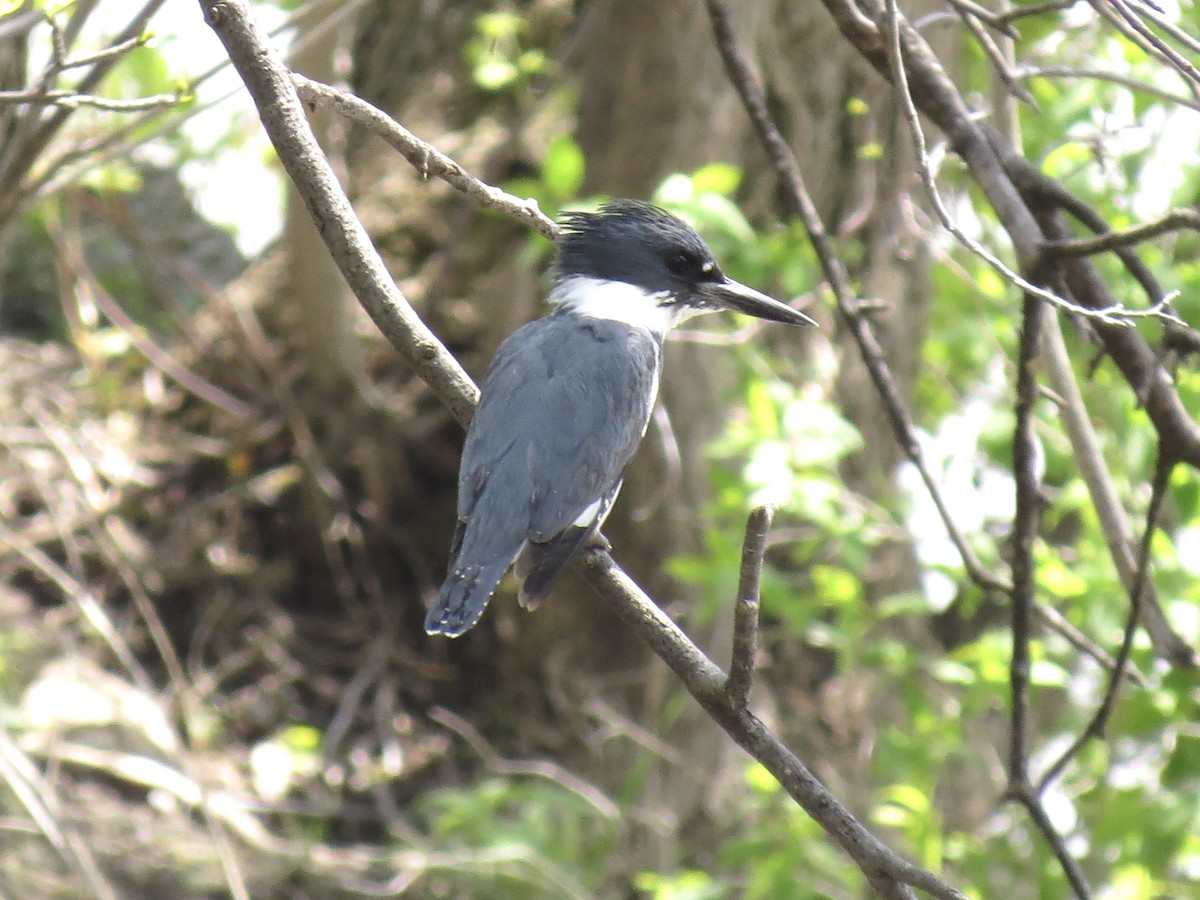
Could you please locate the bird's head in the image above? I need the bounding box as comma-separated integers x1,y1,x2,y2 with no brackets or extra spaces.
551,199,816,334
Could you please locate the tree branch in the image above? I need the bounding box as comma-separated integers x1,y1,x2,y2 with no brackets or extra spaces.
1008,290,1044,795
1004,286,1092,898
198,0,477,428
726,505,773,709
1045,208,1200,257
1036,452,1175,792
0,0,169,225
291,74,558,241
704,0,1008,607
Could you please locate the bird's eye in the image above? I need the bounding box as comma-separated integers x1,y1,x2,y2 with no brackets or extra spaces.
668,252,695,276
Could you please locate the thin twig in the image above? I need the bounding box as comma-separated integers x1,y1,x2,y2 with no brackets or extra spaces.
980,125,1200,470
1037,453,1175,792
1041,311,1195,669
0,730,118,900
994,0,1080,25
0,88,182,111
198,0,477,427
1129,0,1200,57
1033,602,1147,686
704,0,1009,605
878,0,1168,325
580,551,961,900
0,0,169,215
1009,785,1093,898
1017,66,1200,113
1101,0,1200,92
954,8,1035,105
292,75,558,241
55,33,150,71
1045,208,1200,257
48,210,254,419
944,0,1020,38
726,505,773,709
1003,288,1091,898
429,707,620,820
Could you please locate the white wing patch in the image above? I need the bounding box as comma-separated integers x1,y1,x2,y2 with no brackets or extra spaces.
572,497,603,528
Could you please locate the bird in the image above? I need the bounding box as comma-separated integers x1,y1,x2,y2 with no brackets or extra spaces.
425,198,816,637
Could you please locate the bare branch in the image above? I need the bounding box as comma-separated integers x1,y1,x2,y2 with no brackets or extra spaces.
1008,783,1093,899
1033,602,1148,686
292,74,558,242
726,505,773,709
1129,0,1200,57
704,0,1009,607
954,8,1034,105
817,0,1200,473
879,0,1169,325
580,551,964,900
1003,285,1092,898
1008,289,1045,793
1041,312,1196,668
0,730,118,900
1045,208,1200,257
0,88,182,111
1018,65,1200,113
1037,453,1175,792
55,33,151,72
0,0,169,222
943,0,1020,38
1094,0,1200,93
995,0,1081,25
198,0,478,427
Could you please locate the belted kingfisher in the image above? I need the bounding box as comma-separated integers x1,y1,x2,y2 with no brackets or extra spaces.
425,199,815,637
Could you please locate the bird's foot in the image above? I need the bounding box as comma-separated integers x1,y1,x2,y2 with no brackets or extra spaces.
584,532,612,554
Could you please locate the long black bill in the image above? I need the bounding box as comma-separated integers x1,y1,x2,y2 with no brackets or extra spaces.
699,277,817,327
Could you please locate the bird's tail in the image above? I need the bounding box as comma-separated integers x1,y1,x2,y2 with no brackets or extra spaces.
425,560,511,637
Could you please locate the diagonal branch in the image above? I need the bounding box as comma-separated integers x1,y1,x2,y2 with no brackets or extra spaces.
198,0,477,428
1036,452,1175,792
704,0,1008,607
292,75,558,241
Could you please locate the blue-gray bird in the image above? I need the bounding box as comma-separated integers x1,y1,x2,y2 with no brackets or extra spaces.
425,199,815,637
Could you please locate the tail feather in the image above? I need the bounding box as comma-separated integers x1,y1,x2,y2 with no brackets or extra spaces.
425,560,511,637
515,528,590,611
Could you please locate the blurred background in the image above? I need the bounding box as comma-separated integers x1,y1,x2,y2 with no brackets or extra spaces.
1,0,1198,897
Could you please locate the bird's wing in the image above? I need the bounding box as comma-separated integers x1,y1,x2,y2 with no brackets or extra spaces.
457,314,660,548
428,315,659,637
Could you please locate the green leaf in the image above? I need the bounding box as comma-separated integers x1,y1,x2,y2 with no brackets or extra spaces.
476,10,525,39
691,163,741,196
474,58,519,91
633,870,725,900
811,564,860,607
744,762,780,795
845,96,869,117
542,135,585,200
1163,733,1200,787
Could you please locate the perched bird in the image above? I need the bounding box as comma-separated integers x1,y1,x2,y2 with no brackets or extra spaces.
425,199,815,637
